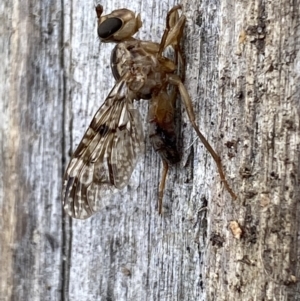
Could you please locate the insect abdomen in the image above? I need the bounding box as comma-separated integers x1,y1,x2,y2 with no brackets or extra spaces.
149,122,180,164
149,91,180,165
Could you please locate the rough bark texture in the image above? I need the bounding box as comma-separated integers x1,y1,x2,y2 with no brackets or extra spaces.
1,0,300,300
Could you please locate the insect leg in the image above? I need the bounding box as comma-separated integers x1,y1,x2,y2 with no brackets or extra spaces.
158,5,186,59
158,160,169,214
167,74,237,200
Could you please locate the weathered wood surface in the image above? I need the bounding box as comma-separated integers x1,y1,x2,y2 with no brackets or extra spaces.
187,0,300,298
1,0,300,300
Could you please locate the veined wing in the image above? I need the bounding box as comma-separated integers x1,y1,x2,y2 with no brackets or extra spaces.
62,78,144,219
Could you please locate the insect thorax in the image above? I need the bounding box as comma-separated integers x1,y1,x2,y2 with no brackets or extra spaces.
110,40,176,100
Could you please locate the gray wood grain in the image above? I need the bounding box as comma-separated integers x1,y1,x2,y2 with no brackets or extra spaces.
1,0,300,300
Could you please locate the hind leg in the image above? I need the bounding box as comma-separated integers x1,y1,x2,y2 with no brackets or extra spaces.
167,74,237,200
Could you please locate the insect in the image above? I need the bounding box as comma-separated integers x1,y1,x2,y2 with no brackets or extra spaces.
62,5,236,219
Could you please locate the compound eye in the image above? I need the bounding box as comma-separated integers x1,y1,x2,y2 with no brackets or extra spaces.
98,18,123,39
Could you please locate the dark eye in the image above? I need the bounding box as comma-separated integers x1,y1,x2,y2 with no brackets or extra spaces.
98,18,123,39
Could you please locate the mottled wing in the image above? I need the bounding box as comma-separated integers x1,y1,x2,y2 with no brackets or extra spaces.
62,79,144,219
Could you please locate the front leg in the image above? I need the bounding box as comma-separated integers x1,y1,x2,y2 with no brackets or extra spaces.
158,5,186,67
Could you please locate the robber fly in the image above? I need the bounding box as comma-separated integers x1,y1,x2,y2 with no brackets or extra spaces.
62,5,236,219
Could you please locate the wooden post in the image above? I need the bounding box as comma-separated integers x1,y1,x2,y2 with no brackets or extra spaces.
1,0,299,300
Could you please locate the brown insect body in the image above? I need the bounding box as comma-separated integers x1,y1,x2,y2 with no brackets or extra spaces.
62,5,236,219
110,39,181,165
148,91,180,165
